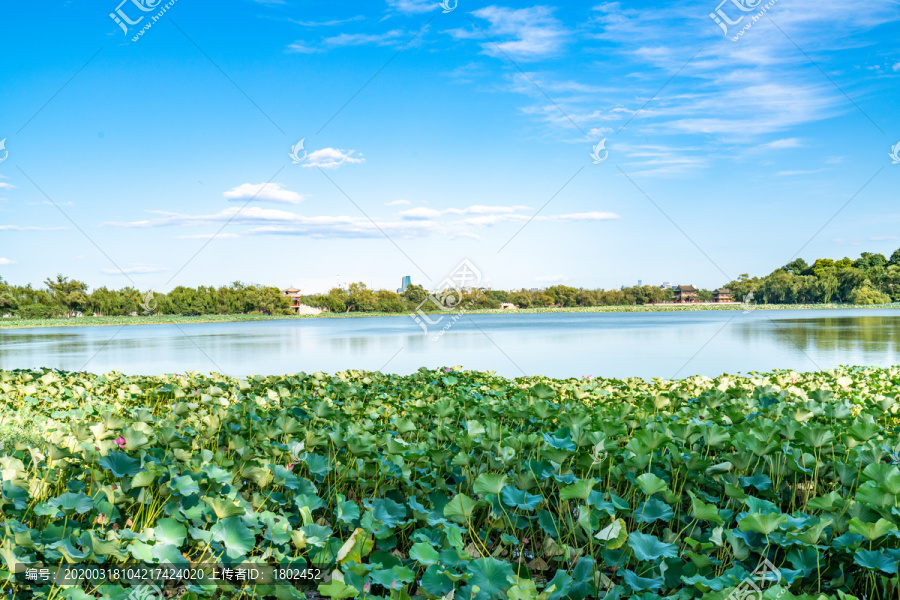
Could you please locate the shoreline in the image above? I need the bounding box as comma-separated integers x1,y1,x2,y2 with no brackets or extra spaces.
0,302,898,331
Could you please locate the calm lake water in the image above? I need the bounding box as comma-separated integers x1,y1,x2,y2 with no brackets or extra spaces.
1,309,898,380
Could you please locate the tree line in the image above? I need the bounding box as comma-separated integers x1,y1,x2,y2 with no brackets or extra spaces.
1,248,897,319
0,276,292,319
725,249,900,306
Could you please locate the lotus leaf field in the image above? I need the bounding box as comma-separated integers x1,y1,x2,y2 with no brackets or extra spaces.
2,366,900,599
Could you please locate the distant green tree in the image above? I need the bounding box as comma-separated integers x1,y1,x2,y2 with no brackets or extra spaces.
781,258,809,276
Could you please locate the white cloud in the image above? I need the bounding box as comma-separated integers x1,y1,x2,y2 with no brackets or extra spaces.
760,138,802,149
290,16,365,27
385,199,410,206
177,233,240,240
288,28,416,53
775,169,826,176
0,258,15,266
324,30,408,47
101,265,169,275
894,62,900,72
224,183,307,204
103,205,619,239
399,205,531,219
0,182,16,190
303,148,365,169
460,211,619,225
286,41,318,54
617,143,709,177
446,6,567,60
0,225,68,231
386,0,437,14
535,275,569,283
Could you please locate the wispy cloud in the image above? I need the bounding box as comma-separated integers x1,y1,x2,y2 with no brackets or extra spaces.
446,6,568,60
288,28,416,53
385,199,411,206
399,205,530,219
0,225,68,231
224,182,307,204
177,233,240,240
775,169,826,176
0,258,15,266
303,148,365,169
760,138,803,149
0,182,16,190
617,143,709,177
102,205,620,239
290,15,365,27
386,0,437,14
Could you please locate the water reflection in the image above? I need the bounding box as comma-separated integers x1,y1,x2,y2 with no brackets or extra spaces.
0,309,897,379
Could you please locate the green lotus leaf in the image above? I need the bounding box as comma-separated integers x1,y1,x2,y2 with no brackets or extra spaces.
464,557,516,600
849,517,897,541
739,512,787,536
854,549,900,574
634,498,673,524
410,542,441,566
559,479,595,502
473,473,508,496
635,473,668,496
530,383,555,399
153,518,187,547
628,531,677,562
317,580,359,599
210,517,257,558
202,496,246,519
169,475,200,496
690,494,724,525
622,569,664,592
98,452,141,478
131,470,156,488
500,486,543,511
444,493,479,523
371,498,407,527
48,492,94,516
421,565,455,597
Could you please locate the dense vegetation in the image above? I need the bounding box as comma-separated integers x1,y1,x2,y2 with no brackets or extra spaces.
1,248,897,321
0,276,292,319
2,366,900,599
725,250,900,306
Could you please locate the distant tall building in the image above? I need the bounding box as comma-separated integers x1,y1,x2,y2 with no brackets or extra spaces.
398,275,411,294
638,280,642,287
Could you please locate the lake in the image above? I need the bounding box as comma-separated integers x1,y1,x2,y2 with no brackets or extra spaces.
1,308,898,380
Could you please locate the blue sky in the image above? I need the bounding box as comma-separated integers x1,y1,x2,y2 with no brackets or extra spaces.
1,0,898,294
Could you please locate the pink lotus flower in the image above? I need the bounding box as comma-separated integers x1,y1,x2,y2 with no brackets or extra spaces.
114,437,126,448
287,463,294,470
